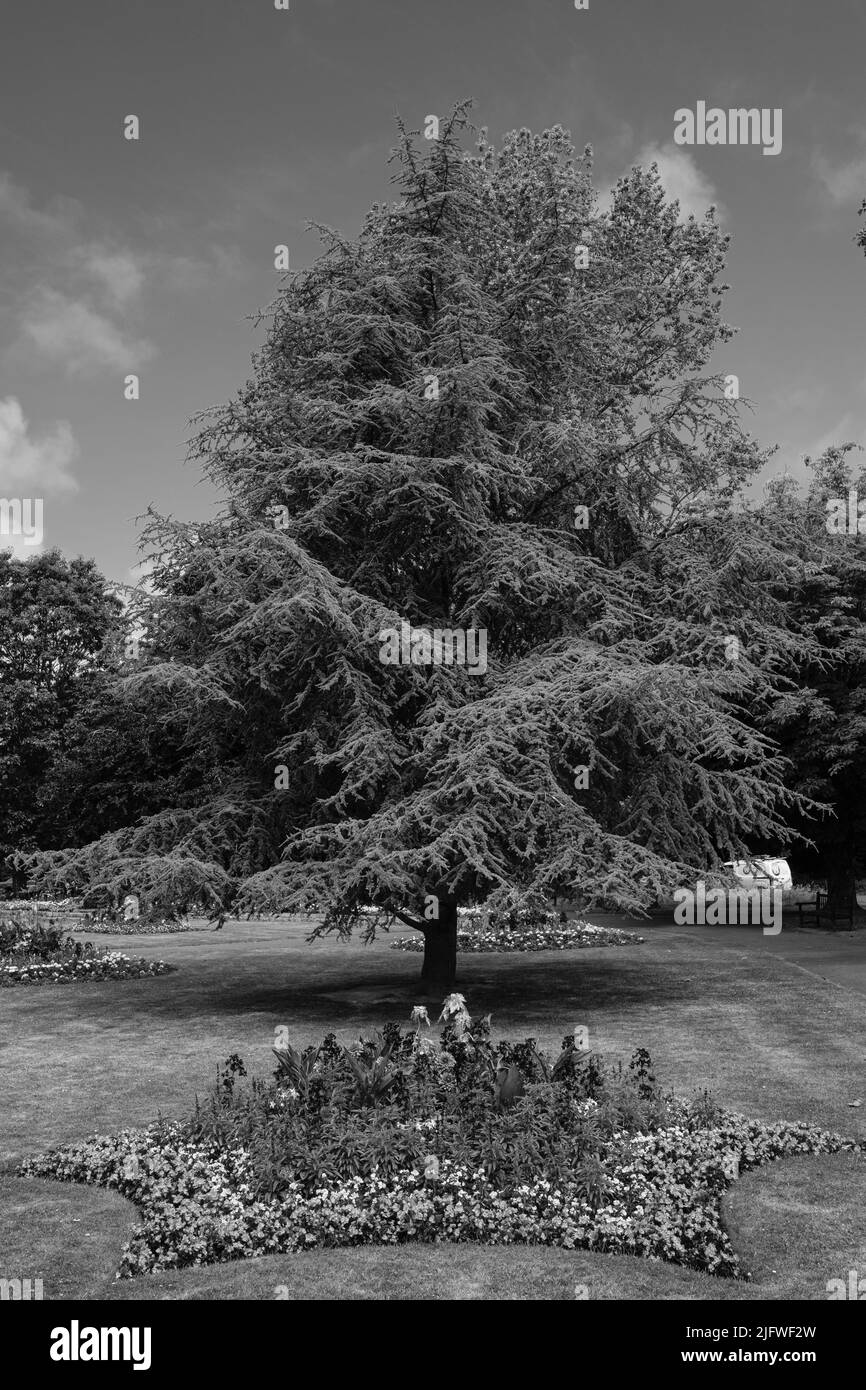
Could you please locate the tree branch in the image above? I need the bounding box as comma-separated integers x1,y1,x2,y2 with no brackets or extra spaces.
391,907,428,932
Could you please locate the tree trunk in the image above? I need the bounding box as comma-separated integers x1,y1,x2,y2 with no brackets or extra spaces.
824,794,856,914
420,899,458,993
825,861,855,924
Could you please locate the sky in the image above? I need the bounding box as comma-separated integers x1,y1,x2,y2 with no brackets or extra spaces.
2,0,866,583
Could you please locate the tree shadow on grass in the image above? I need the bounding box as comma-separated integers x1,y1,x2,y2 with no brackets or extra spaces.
201,953,703,1030
0,938,764,1038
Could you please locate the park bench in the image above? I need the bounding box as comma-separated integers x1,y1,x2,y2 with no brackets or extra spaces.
795,891,855,931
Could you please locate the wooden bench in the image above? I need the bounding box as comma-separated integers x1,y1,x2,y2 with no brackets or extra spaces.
795,891,855,931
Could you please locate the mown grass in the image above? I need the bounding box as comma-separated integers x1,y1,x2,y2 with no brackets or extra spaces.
1,915,864,1298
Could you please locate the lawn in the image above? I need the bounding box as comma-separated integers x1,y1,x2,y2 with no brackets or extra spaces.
1,915,865,1299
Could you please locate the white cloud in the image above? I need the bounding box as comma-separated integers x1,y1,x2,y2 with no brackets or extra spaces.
0,172,151,365
812,150,866,207
596,185,615,216
19,288,154,376
0,531,44,562
634,142,725,221
802,411,864,460
160,243,247,292
2,172,245,368
0,171,80,238
0,171,153,372
0,396,79,493
80,247,145,307
1,173,247,387
0,396,78,558
160,253,208,292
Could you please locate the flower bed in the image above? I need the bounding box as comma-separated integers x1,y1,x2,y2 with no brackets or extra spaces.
72,918,209,935
20,1109,855,1279
18,1009,862,1279
1,949,173,987
0,918,173,987
391,908,644,952
1,900,206,934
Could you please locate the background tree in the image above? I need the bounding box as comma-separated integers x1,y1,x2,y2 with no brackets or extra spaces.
0,550,123,882
756,447,866,909
856,196,866,258
23,107,817,987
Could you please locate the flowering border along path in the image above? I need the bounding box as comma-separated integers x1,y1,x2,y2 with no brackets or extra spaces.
19,1104,861,1280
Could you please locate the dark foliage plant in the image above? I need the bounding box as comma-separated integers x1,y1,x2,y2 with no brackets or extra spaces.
189,1016,669,1204
0,915,65,958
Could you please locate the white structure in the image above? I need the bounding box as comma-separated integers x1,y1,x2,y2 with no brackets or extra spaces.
723,858,792,892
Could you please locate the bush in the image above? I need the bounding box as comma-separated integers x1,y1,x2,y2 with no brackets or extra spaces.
0,915,64,958
186,1016,649,1201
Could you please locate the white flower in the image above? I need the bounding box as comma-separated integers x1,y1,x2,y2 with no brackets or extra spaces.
438,993,471,1034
